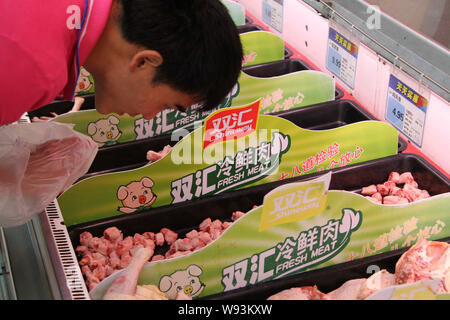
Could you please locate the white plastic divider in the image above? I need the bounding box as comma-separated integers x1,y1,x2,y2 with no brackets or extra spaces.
39,201,90,300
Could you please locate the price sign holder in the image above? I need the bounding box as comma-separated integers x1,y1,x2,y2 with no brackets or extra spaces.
326,23,359,90
262,0,284,33
385,73,429,147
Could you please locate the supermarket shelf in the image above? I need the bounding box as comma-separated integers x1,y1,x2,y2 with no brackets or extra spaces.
1,7,448,301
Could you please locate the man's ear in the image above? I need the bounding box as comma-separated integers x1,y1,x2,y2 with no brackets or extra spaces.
130,50,163,71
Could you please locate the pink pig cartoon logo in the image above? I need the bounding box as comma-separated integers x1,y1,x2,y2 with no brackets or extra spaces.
75,67,94,94
117,177,157,213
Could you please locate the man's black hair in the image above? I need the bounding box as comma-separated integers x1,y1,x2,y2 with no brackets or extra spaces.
117,0,243,110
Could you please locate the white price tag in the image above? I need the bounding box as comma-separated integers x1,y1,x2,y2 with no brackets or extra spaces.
326,27,358,89
385,74,428,147
262,0,284,33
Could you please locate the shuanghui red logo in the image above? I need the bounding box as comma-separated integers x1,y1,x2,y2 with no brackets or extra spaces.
203,100,261,149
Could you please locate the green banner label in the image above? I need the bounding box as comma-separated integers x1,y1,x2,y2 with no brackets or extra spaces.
57,100,398,226
260,173,331,231
170,131,290,204
223,208,362,290
220,0,246,26
89,188,450,300
241,31,285,67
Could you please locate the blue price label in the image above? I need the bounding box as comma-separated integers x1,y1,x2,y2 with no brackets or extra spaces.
386,95,405,130
262,2,272,24
385,74,427,147
326,28,358,89
326,45,342,76
262,0,283,33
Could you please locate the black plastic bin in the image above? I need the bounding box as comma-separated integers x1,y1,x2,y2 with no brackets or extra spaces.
237,24,293,59
27,94,96,119
204,236,450,300
242,59,344,99
70,153,450,238
84,99,408,178
272,99,408,153
237,23,263,33
68,153,449,298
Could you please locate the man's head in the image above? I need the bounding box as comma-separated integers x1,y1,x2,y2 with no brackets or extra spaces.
84,0,243,119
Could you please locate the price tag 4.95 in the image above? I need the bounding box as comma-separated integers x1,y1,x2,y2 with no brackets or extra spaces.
385,74,428,147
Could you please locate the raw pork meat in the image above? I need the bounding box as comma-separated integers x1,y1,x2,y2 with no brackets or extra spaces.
327,270,395,300
327,279,367,300
103,247,153,300
395,239,450,293
78,211,248,292
267,286,330,300
357,270,396,299
31,97,85,121
267,240,448,300
362,171,431,205
146,145,172,162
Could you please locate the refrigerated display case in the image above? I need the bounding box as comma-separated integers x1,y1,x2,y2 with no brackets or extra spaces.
1,1,448,300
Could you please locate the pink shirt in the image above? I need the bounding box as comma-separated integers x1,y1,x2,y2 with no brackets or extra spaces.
0,0,112,125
